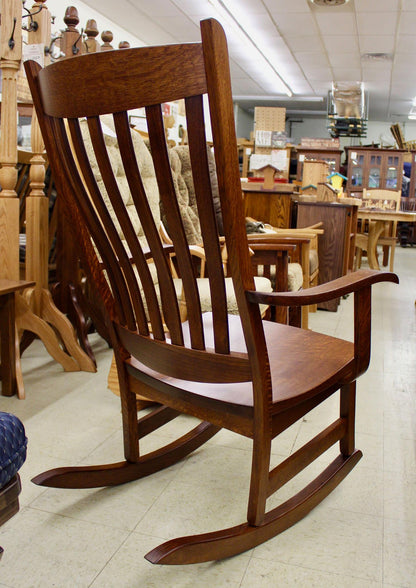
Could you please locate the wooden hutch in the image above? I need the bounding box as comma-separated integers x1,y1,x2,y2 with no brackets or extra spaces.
344,146,405,197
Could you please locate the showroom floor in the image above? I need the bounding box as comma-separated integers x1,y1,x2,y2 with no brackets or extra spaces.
0,246,415,588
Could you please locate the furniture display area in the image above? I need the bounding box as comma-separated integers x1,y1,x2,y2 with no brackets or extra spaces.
241,180,322,327
296,200,358,311
241,182,295,228
25,17,398,566
357,207,416,270
345,147,405,197
0,0,96,399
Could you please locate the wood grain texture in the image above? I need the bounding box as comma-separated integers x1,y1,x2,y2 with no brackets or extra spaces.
25,18,399,565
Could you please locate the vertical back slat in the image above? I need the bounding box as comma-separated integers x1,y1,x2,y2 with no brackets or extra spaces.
146,104,205,350
53,117,135,329
67,117,151,335
111,111,184,342
85,116,166,340
185,94,230,354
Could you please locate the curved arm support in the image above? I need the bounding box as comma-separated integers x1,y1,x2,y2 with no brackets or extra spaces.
246,269,398,307
248,268,398,377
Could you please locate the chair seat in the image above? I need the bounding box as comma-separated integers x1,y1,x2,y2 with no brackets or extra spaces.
0,412,27,489
127,313,355,416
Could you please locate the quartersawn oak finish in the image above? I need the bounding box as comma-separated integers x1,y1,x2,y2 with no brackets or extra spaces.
25,18,398,565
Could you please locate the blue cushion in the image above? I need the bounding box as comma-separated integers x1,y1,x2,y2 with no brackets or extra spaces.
0,412,27,488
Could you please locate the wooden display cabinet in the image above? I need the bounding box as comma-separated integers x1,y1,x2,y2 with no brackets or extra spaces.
296,147,342,182
345,147,405,197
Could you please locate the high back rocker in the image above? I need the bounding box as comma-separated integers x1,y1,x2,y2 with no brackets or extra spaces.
25,19,398,565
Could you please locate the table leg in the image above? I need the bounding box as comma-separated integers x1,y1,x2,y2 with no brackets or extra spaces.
366,221,386,270
0,292,17,397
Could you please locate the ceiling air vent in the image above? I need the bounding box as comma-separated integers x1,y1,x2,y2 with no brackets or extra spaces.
361,53,393,62
310,0,350,6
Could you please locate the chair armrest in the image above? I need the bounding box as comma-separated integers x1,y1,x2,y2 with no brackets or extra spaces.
246,269,398,307
247,269,399,377
248,242,297,252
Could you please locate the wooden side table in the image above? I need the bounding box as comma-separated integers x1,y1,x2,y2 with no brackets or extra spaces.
0,280,35,397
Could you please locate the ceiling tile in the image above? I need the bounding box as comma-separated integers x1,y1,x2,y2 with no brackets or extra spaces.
359,36,395,54
332,68,362,81
396,36,416,53
134,0,183,16
223,0,266,14
355,0,400,11
357,12,397,36
362,64,392,81
322,35,357,54
329,54,361,68
285,35,324,53
272,13,318,36
295,52,329,68
304,67,333,81
156,17,201,40
398,11,416,34
314,12,356,35
390,83,416,101
400,0,416,10
263,0,311,13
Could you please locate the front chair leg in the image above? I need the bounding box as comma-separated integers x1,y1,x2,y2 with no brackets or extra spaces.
340,381,357,456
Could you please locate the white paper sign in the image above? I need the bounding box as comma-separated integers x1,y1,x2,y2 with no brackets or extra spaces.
23,44,44,67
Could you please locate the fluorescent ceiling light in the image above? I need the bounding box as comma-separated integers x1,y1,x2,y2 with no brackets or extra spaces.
207,0,293,97
233,95,323,102
408,104,416,119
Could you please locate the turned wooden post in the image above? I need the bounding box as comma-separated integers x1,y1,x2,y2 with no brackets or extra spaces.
25,0,51,315
101,30,114,51
0,0,22,281
61,6,84,58
118,41,130,49
84,19,101,53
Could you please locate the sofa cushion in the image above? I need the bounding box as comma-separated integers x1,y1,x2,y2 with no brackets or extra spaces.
173,275,272,316
0,413,27,488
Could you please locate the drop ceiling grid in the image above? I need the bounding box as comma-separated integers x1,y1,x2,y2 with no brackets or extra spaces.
74,0,416,120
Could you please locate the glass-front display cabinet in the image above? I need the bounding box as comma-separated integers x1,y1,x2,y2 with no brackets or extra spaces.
345,147,405,197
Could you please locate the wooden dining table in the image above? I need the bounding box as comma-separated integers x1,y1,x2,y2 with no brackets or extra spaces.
357,208,416,270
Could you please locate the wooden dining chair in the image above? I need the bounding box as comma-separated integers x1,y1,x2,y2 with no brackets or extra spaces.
355,188,401,271
25,18,398,565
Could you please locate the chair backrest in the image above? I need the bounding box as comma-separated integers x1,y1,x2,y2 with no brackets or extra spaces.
362,188,401,211
25,19,270,394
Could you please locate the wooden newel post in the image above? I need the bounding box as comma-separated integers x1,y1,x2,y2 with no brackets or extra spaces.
0,0,22,281
84,19,101,53
61,6,84,58
25,0,51,311
101,30,114,51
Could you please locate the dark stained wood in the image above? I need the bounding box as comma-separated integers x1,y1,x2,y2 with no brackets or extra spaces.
25,18,399,565
242,188,293,228
296,201,358,311
0,280,35,396
0,475,22,526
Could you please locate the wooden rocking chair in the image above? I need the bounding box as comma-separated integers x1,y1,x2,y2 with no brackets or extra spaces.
25,18,398,565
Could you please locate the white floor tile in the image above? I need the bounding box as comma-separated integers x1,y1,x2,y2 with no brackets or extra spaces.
0,247,414,587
